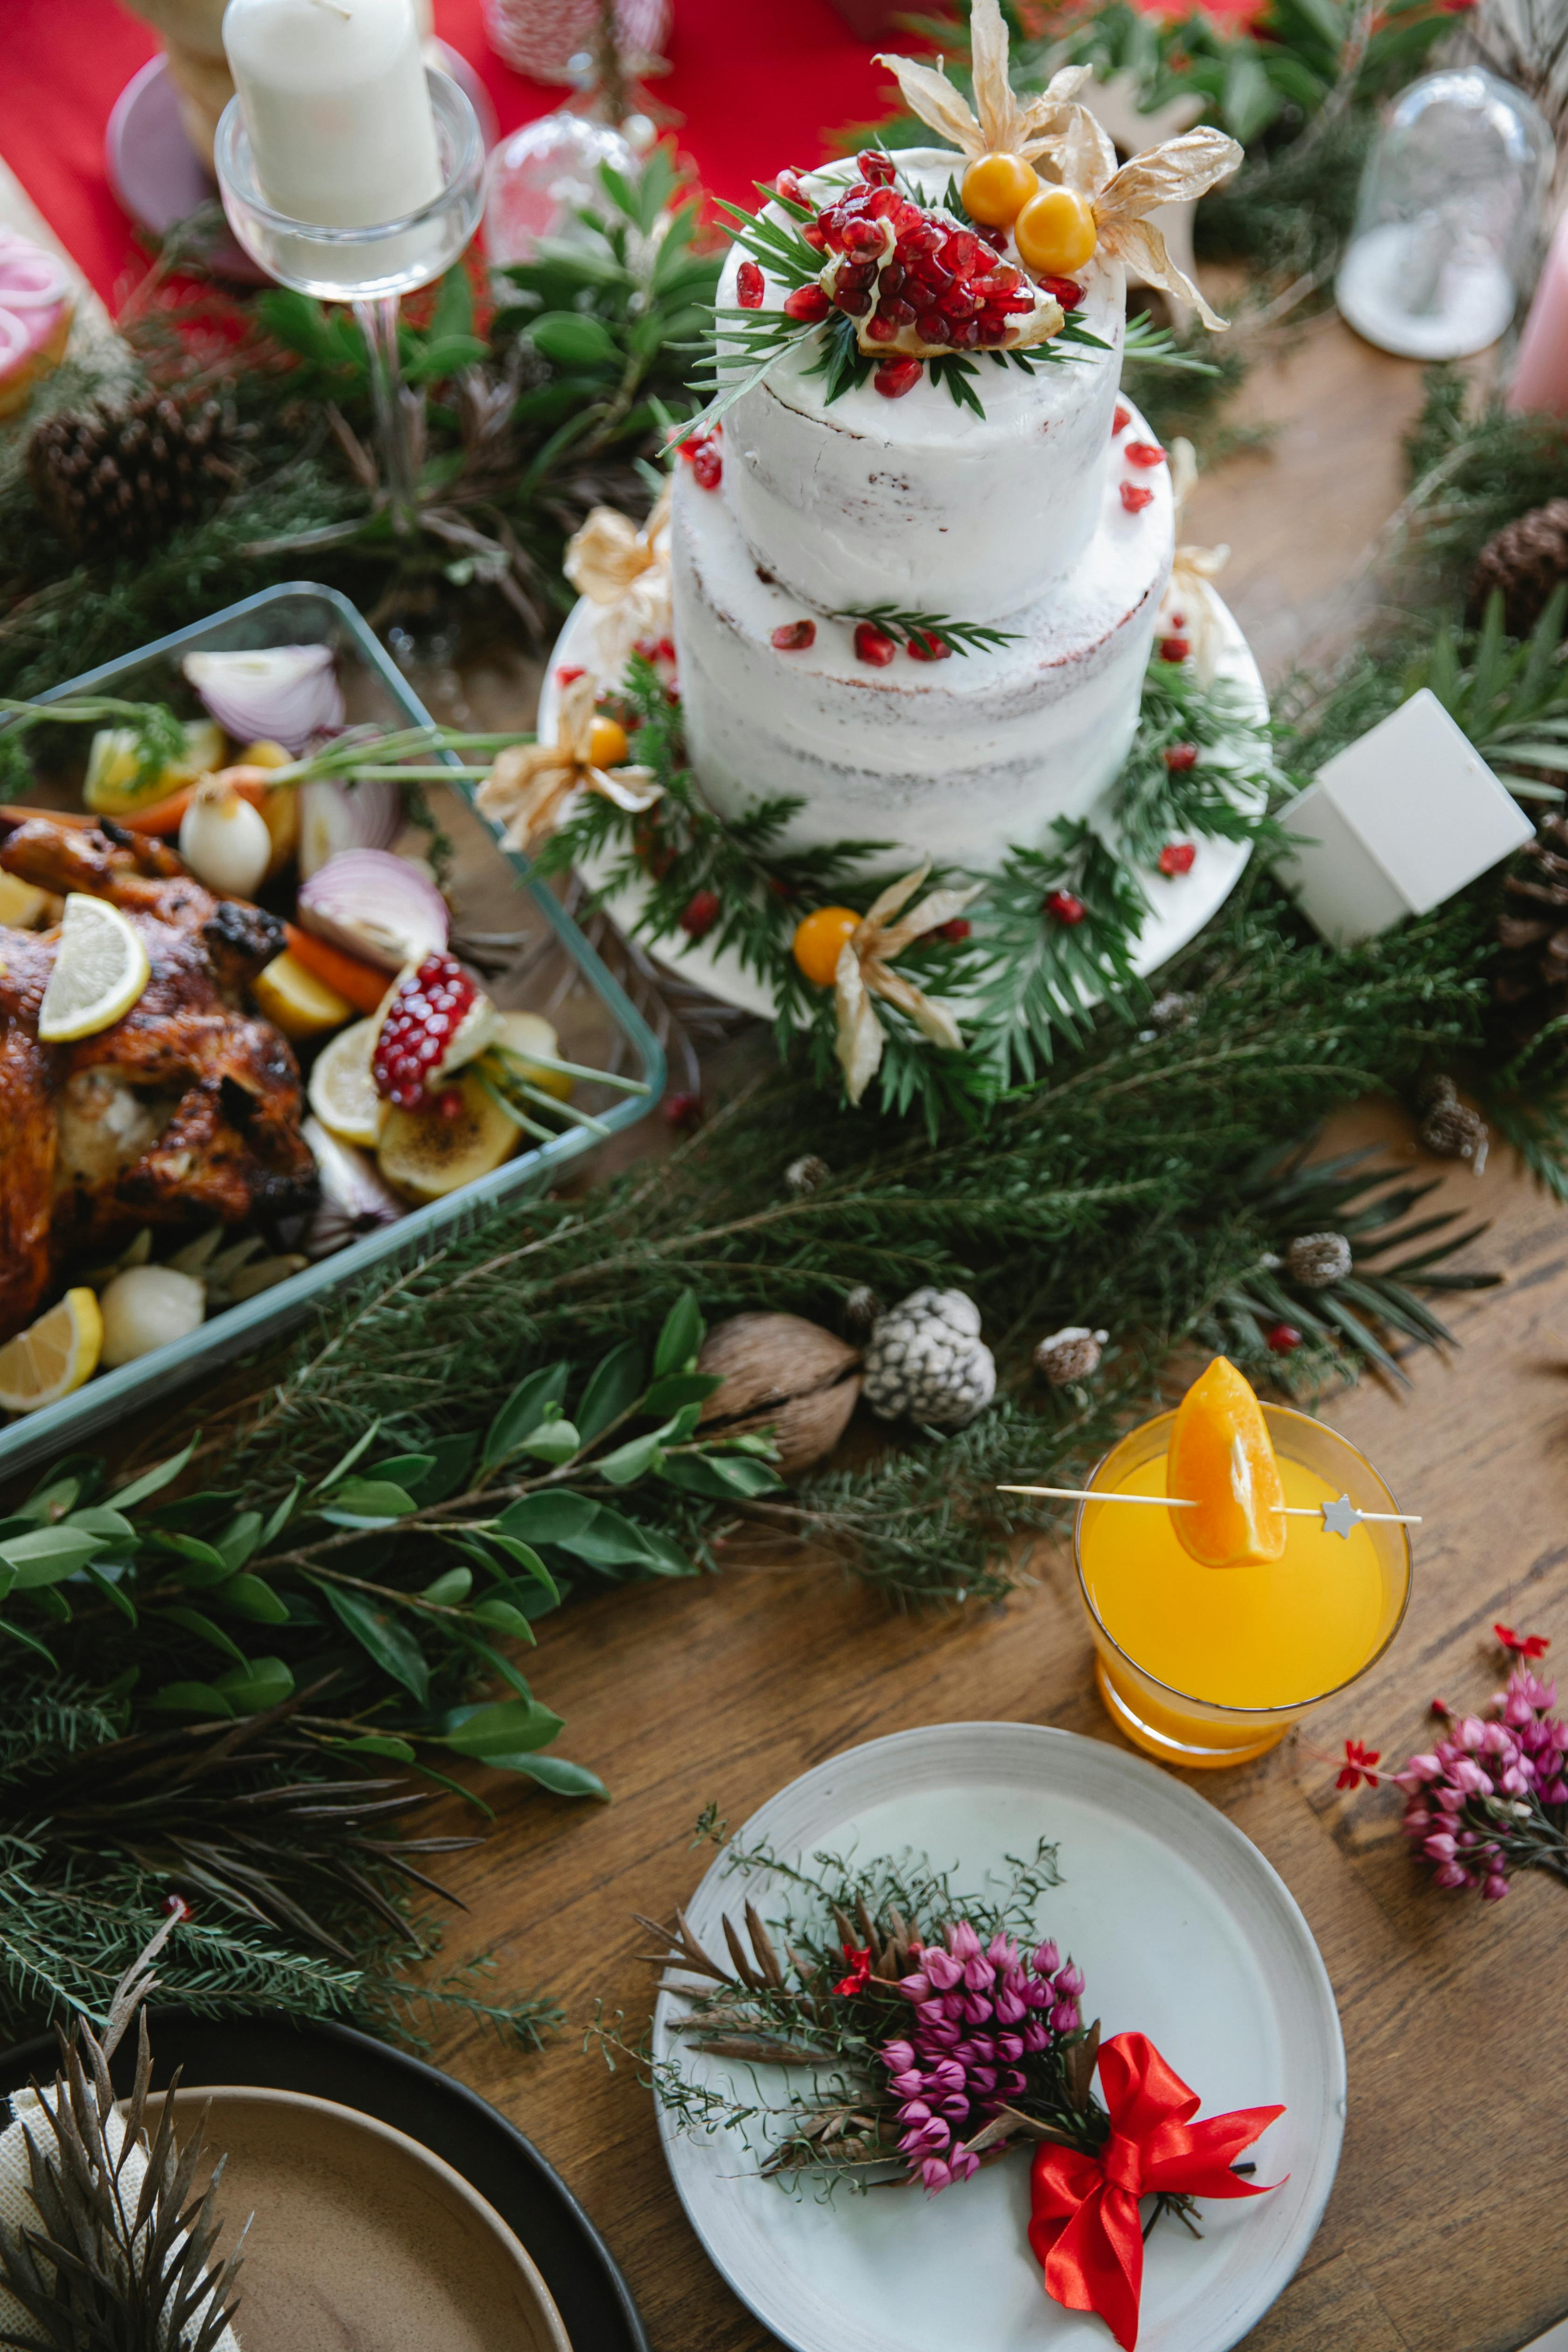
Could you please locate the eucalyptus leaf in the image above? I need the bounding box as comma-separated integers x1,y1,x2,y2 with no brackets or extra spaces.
595,1430,665,1486
654,1288,704,1377
519,1418,580,1465
0,1527,105,1588
575,1339,647,1443
107,1439,196,1512
469,1597,537,1641
314,1421,383,1493
422,1567,474,1606
497,1492,598,1543
215,1657,295,1711
322,1584,430,1705
502,1754,610,1799
216,1574,291,1625
441,1698,564,1757
483,1365,569,1469
315,1479,419,1526
158,1605,249,1667
147,1680,235,1717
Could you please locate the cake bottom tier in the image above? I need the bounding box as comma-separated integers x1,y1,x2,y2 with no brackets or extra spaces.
670,401,1174,875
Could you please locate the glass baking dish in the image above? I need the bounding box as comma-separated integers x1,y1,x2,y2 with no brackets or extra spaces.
0,581,662,1480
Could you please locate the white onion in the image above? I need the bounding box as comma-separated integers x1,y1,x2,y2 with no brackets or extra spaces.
303,1116,404,1256
296,849,450,973
183,646,345,755
297,776,403,878
179,778,273,898
99,1266,206,1366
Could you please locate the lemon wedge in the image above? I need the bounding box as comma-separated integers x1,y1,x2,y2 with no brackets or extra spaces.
0,1288,103,1414
38,895,150,1043
308,1016,386,1146
252,950,352,1042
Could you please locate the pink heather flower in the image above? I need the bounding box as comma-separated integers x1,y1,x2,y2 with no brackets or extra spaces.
987,1932,1019,1968
1455,1716,1487,1751
1398,1754,1442,1786
948,1923,982,1962
1050,1999,1081,2033
928,2058,966,2097
1032,1940,1060,1977
948,2146,980,2185
1022,2019,1050,2052
898,1972,930,2003
1449,1757,1491,1794
890,2069,924,2098
1433,1861,1471,1889
1053,1962,1085,2000
924,1946,963,1990
919,2157,953,2193
997,2033,1024,2061
881,2040,914,2073
1483,1873,1510,1901
1423,1832,1459,1862
993,1985,1027,2025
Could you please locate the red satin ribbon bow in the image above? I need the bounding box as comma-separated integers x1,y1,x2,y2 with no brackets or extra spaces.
1027,2031,1285,2351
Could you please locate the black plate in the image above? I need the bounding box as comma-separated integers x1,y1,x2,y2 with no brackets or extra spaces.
0,2012,648,2352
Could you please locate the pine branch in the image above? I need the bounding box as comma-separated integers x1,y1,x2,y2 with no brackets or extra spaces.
831,604,1022,657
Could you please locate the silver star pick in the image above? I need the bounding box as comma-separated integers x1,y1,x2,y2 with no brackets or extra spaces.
1320,1494,1360,1540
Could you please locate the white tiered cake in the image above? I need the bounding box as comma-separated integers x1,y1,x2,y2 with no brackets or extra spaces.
670,151,1175,875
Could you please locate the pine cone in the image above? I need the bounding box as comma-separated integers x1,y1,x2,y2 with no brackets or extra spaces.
1470,498,1568,638
1285,1232,1352,1288
843,1284,882,1334
1420,1098,1489,1169
862,1287,995,1428
1497,814,1568,1010
28,392,235,556
1033,1325,1107,1385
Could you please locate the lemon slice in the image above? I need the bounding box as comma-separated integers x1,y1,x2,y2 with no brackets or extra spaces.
38,896,150,1043
308,1016,387,1146
0,1288,103,1414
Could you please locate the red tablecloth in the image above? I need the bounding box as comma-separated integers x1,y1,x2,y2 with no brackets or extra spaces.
0,0,895,309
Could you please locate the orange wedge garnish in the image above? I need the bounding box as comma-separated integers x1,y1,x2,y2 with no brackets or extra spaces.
1167,1356,1287,1568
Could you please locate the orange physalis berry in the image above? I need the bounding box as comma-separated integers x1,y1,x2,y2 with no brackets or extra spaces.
587,715,630,769
1014,185,1096,276
960,151,1040,229
792,905,861,987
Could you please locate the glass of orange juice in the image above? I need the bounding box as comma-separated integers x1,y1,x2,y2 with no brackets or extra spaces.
1075,1402,1412,1768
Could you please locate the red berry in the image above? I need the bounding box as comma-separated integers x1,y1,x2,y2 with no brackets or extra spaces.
1120,483,1154,514
866,314,901,343
1113,403,1131,434
1157,842,1197,877
555,664,585,686
737,259,765,308
1046,890,1086,926
1266,1322,1303,1354
854,622,897,666
664,1090,703,1131
1160,636,1191,662
680,889,721,939
772,619,817,650
906,629,951,660
915,310,948,343
162,1892,192,1920
835,286,873,317
373,952,489,1110
783,283,830,323
653,636,677,664
693,440,722,490
1126,441,1166,468
858,149,898,184
937,917,971,943
1164,742,1198,772
777,168,807,204
874,357,923,399
1041,277,1083,309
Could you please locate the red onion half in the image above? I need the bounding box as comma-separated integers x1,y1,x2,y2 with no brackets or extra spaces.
297,776,403,877
183,645,346,754
296,848,450,973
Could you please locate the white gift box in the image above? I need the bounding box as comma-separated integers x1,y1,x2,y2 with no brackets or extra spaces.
1276,687,1534,947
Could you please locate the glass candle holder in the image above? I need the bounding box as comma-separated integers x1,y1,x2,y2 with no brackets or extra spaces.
1074,1403,1412,1770
1336,68,1552,361
214,70,483,529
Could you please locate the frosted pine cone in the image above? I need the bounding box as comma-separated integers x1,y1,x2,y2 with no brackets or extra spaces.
862,1287,995,1428
1284,1232,1352,1289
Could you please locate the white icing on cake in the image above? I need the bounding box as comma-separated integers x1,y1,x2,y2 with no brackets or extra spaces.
716,152,1126,622
673,399,1172,873
671,148,1178,879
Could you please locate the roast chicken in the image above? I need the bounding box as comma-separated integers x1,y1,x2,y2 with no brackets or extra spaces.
0,814,317,1345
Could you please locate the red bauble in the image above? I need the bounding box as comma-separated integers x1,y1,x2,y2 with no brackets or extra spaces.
1046,890,1086,927
1265,1322,1303,1354
1158,842,1197,877
680,889,721,939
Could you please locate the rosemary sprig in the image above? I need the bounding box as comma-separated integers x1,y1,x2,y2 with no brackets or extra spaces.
832,604,1023,658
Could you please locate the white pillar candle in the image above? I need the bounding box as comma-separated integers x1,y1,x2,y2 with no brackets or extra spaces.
223,0,442,230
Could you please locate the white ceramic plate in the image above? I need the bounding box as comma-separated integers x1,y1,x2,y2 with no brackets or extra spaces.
539,600,1267,1022
652,1723,1343,2352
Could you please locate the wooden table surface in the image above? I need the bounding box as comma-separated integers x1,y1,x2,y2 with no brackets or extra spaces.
423,316,1568,2352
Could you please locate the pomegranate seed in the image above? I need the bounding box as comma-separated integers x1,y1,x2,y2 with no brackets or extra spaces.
1266,1322,1303,1354
783,284,830,323
1160,636,1191,662
1120,483,1154,514
874,357,924,398
777,168,807,204
162,1892,193,1920
1158,842,1197,877
949,319,980,348
736,259,765,308
880,260,907,295
865,186,900,220
665,1090,703,1131
680,889,721,939
835,287,873,316
1164,743,1198,772
858,148,897,184
907,629,952,660
556,664,585,686
772,619,817,650
854,622,897,666
693,440,722,490
843,217,885,254
878,297,917,327
838,259,877,291
897,221,942,259
891,201,924,235
976,319,1010,345
654,636,677,663
937,917,971,943
980,224,1010,251
981,262,1022,292
818,207,850,252
1113,403,1130,434
866,314,901,343
1126,441,1166,468
1046,890,1086,926
1169,610,1186,628
942,230,980,272
917,259,954,298
915,310,948,343
1042,277,1084,309
801,222,828,252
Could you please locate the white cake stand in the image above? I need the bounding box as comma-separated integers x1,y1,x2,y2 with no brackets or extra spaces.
536,595,1268,1025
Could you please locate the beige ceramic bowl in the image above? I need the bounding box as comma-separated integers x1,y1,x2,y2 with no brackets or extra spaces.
141,2086,571,2352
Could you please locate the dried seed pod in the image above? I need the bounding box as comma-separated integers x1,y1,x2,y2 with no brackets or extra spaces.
1284,1232,1352,1288
1420,1097,1489,1171
1033,1326,1107,1385
697,1311,862,1475
843,1283,882,1333
785,1153,832,1197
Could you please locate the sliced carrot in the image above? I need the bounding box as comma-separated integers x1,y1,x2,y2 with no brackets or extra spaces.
283,922,391,1015
123,767,275,837
0,805,92,830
